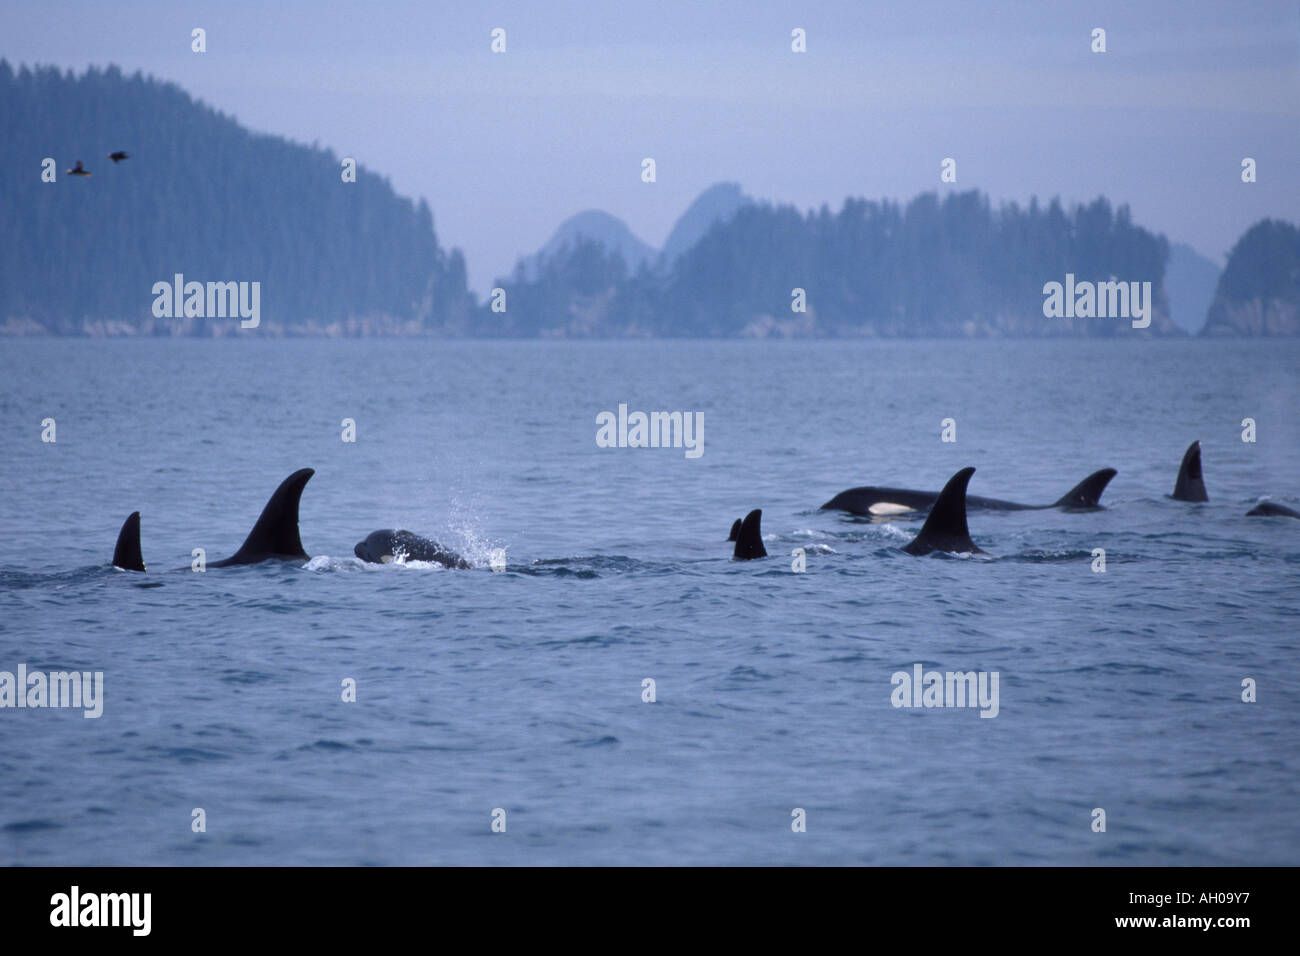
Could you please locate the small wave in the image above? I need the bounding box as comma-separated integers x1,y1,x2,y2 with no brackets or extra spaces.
302,555,357,572
303,554,450,572
385,556,449,571
789,528,836,541
2,819,62,833
299,739,356,752
1002,549,1098,563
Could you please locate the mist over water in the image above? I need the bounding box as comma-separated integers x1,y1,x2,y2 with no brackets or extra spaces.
1,338,1297,864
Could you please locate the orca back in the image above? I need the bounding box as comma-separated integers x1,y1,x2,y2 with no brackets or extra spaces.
1246,500,1300,518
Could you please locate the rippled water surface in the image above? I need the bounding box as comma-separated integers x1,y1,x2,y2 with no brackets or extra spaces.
1,338,1297,865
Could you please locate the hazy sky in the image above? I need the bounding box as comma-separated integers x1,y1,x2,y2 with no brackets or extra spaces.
4,0,1298,293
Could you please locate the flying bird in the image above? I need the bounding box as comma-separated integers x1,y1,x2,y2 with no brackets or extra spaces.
107,151,129,163
66,160,91,176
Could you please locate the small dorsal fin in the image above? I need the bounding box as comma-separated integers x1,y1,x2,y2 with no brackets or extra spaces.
902,468,984,556
112,511,145,571
727,518,742,542
733,509,767,560
1053,468,1117,508
210,468,314,566
1171,441,1208,502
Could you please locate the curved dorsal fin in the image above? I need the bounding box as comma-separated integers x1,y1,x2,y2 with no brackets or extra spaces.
112,511,145,572
902,467,984,556
727,518,742,542
211,468,314,566
1171,441,1207,501
1053,468,1117,508
733,509,767,560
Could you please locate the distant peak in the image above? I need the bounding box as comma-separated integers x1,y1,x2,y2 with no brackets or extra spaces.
661,182,754,264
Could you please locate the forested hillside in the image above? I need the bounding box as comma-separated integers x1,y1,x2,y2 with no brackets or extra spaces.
0,61,475,335
486,191,1180,337
12,60,1288,338
1200,219,1300,337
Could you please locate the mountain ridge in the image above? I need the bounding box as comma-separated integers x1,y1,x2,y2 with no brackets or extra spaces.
3,60,1295,339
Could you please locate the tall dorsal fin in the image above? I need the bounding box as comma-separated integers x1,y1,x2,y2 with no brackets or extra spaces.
733,509,767,560
210,468,314,566
902,467,984,556
1053,468,1117,508
1171,441,1207,502
727,518,742,542
111,511,145,572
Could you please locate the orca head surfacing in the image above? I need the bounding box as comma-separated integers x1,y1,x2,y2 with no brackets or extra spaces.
354,529,470,568
111,511,145,572
727,518,742,542
354,530,394,563
1171,441,1208,502
209,468,314,567
733,509,767,560
901,467,986,556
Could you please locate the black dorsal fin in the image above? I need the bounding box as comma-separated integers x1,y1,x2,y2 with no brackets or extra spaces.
733,509,767,560
727,518,742,542
112,511,145,571
1053,468,1117,508
1171,441,1207,501
902,467,984,556
211,468,314,566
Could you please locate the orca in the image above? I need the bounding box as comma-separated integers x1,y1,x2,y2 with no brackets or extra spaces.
111,512,145,572
901,467,986,556
354,529,471,568
208,468,315,567
733,509,767,560
727,518,742,542
1170,441,1208,502
821,468,1116,516
1246,500,1300,519
105,470,313,571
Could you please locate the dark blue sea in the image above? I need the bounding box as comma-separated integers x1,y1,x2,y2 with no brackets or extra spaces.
1,338,1297,865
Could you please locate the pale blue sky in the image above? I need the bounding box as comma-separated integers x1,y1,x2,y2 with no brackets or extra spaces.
4,0,1297,292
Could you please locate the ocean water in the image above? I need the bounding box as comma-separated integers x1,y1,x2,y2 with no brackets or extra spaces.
0,337,1297,866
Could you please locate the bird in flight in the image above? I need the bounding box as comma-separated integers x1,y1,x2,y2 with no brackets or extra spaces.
66,160,91,176
107,151,129,163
